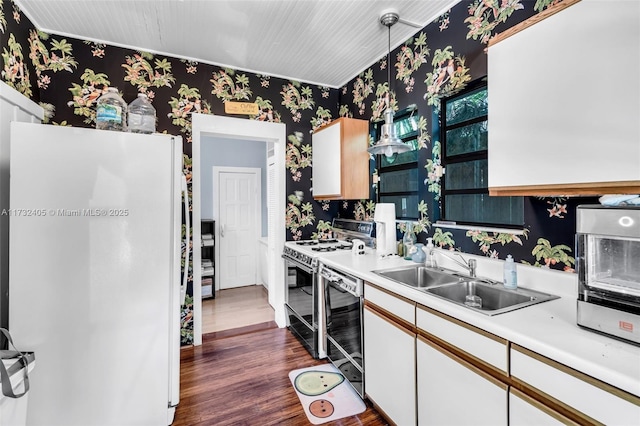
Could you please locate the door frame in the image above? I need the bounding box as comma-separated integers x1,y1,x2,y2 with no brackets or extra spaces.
213,166,261,291
192,113,287,346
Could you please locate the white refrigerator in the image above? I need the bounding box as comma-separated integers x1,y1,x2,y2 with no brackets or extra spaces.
7,122,189,425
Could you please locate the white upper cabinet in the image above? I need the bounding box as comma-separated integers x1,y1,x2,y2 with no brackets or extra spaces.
487,0,640,196
312,117,369,200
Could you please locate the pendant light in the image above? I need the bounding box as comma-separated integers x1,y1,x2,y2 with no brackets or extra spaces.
368,10,411,158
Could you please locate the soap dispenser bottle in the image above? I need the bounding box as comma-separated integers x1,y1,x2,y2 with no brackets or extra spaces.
424,238,437,268
503,254,518,289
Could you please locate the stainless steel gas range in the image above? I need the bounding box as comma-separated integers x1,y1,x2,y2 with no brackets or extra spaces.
281,219,374,359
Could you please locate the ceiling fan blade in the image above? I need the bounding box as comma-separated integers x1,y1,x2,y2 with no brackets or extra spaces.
398,17,423,28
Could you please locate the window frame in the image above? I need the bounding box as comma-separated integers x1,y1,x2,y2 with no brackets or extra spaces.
374,105,420,221
439,79,524,228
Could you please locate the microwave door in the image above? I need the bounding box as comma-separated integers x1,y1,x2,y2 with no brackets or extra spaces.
582,235,640,297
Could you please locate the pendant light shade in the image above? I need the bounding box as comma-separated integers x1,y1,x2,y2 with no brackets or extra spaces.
369,108,412,157
368,10,411,158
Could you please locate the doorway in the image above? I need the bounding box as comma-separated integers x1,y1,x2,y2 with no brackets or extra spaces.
191,113,287,346
201,286,273,334
213,167,260,290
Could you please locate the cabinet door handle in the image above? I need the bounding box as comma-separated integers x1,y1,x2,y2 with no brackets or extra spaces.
221,224,225,238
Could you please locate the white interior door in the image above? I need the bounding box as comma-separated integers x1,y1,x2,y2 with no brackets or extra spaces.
217,168,259,289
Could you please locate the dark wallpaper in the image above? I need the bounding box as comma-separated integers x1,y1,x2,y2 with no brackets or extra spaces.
1,0,596,344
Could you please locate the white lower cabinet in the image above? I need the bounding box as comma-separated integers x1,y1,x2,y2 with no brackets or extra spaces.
416,335,507,425
416,305,508,425
511,344,640,425
361,285,640,426
363,283,416,425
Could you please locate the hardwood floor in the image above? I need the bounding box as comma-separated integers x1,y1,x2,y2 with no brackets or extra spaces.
202,285,275,333
174,325,388,426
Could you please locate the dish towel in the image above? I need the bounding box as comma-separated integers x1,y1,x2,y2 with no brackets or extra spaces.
599,194,640,206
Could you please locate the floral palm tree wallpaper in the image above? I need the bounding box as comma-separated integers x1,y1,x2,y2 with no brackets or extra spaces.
1,0,594,344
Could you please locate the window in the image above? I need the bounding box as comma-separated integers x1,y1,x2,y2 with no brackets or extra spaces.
440,82,523,227
375,106,420,220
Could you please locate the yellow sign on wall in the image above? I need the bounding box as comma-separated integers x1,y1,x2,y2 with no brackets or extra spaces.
224,101,259,115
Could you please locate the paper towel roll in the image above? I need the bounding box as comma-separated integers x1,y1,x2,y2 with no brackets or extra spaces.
373,203,397,256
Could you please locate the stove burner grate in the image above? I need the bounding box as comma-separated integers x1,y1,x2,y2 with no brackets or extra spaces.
295,238,341,246
312,246,336,252
310,242,353,252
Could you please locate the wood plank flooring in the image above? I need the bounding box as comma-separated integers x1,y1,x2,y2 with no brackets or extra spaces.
174,325,388,426
202,285,275,333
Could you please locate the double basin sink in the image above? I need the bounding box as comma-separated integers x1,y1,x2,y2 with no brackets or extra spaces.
373,264,559,316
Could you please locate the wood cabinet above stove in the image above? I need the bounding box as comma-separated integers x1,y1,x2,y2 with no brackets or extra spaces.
312,117,369,200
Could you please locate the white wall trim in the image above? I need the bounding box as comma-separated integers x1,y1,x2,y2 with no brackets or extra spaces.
191,113,287,346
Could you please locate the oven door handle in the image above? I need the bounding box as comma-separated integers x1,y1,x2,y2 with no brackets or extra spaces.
320,267,344,284
327,277,359,298
329,280,348,294
321,270,347,291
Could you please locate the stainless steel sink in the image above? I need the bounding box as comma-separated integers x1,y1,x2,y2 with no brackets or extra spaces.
373,264,559,315
425,280,560,316
372,265,462,289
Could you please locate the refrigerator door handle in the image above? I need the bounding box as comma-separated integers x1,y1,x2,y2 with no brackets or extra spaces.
180,175,190,306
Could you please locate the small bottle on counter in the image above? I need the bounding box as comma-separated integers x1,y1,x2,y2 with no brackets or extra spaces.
412,243,426,263
96,87,127,132
503,254,518,289
402,223,416,261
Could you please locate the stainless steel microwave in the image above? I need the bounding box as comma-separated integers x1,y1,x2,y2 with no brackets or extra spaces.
576,205,640,345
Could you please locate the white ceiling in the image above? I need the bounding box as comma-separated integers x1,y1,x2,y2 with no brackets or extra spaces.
15,0,460,88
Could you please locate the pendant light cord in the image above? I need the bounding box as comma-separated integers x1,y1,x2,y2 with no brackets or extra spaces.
387,24,391,109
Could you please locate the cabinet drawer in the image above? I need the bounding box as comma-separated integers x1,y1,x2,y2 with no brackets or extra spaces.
509,388,575,426
511,345,640,425
417,305,507,374
364,283,415,325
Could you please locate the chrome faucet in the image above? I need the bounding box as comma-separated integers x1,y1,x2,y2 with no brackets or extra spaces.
431,249,477,278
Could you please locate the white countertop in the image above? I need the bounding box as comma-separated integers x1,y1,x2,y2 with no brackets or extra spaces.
315,248,640,398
